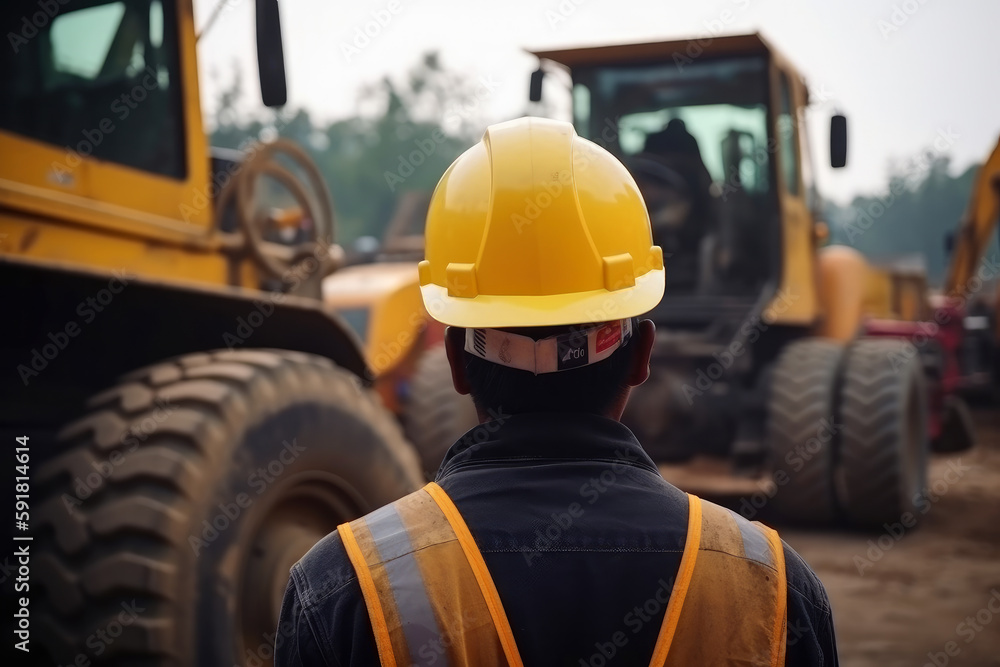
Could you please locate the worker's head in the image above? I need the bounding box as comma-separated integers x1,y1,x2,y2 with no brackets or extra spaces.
419,117,664,419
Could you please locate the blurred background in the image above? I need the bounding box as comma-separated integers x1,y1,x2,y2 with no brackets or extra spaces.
195,0,1000,282
1,0,999,665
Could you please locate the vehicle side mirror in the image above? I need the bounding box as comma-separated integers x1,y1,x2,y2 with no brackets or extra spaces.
830,114,847,168
256,0,287,107
529,68,545,103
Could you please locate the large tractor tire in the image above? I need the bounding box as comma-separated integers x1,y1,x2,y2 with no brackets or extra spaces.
33,349,422,667
402,343,478,478
766,338,845,524
838,338,928,528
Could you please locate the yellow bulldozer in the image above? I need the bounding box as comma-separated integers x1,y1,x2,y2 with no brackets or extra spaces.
1,1,424,665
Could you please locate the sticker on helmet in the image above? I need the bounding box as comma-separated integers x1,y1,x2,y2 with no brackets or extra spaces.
557,331,589,371
595,322,622,353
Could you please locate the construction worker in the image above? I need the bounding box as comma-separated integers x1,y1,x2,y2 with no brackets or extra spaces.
276,117,838,666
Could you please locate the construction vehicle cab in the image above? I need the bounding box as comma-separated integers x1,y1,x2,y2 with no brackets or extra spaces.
526,34,950,528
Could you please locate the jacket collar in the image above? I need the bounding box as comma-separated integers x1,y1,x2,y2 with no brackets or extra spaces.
436,411,659,480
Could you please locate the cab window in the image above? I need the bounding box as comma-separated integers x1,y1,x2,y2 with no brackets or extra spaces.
0,0,186,178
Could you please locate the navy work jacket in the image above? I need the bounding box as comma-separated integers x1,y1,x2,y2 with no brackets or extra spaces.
276,412,839,666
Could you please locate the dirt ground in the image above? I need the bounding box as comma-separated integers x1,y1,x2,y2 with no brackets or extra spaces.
662,408,1000,666
784,408,1000,667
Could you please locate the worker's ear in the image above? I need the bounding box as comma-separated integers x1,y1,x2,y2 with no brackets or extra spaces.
626,319,656,387
444,326,472,395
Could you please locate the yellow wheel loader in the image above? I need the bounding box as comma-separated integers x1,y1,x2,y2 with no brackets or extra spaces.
0,1,422,665
516,34,967,528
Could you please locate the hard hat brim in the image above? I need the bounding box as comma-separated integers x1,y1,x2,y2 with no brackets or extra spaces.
419,269,665,329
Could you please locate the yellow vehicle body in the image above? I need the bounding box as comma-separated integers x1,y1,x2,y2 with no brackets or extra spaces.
324,262,426,374
0,2,424,666
323,262,443,413
0,0,239,285
945,136,1000,299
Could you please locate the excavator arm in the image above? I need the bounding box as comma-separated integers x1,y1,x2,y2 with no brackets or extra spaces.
944,136,1000,294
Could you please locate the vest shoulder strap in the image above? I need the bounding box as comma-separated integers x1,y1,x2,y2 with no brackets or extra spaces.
337,483,523,667
655,495,787,667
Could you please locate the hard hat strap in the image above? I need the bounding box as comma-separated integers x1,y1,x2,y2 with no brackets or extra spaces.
463,319,632,375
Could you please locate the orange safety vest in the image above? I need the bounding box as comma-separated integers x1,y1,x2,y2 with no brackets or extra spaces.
338,483,787,667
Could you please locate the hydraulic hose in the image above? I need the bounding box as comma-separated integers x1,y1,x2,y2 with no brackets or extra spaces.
216,137,338,284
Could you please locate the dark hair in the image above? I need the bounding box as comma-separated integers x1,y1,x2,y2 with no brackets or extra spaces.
462,318,637,416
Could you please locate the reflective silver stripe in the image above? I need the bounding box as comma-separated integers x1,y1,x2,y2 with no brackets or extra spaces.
367,503,450,666
366,504,413,561
728,509,775,569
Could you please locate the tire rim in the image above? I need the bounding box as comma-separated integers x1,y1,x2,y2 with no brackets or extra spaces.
237,471,364,661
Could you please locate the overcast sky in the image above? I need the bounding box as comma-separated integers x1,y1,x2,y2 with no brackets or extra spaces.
193,0,1000,205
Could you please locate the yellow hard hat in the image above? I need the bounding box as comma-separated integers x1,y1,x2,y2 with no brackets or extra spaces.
418,116,664,328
